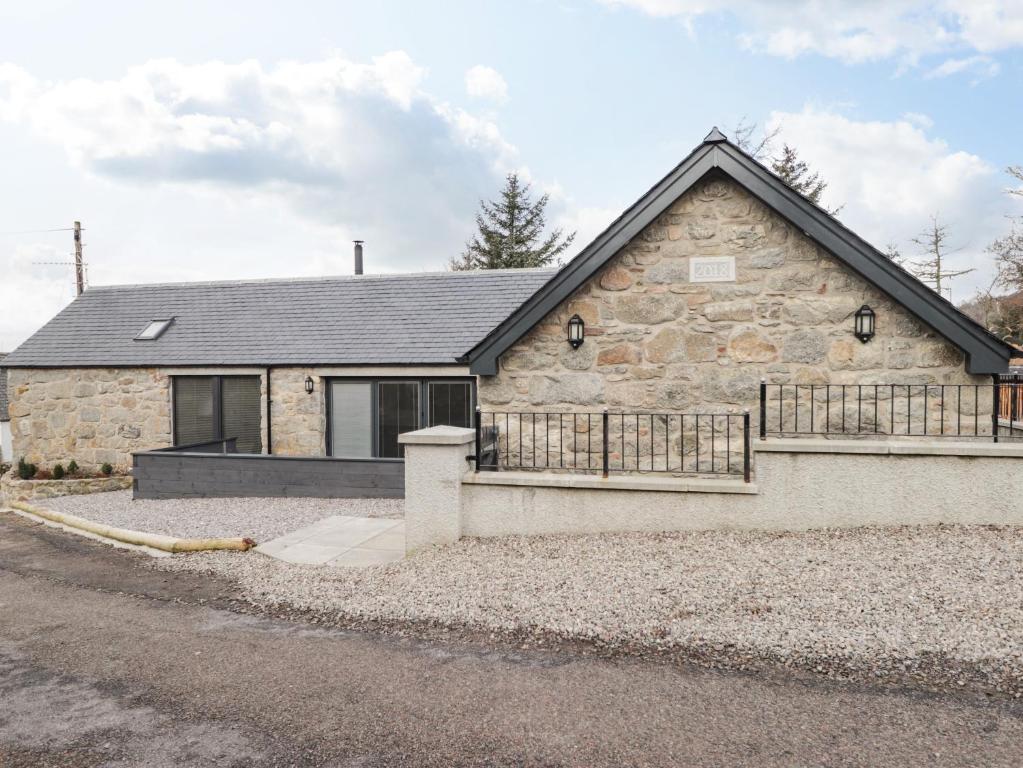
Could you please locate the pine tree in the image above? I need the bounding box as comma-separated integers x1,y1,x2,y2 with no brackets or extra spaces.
771,144,831,207
910,214,974,299
730,126,842,214
451,174,575,270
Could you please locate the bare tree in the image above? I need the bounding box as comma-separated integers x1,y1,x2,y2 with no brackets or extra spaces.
909,214,974,300
730,117,780,161
959,277,1023,344
990,166,1023,293
883,242,906,266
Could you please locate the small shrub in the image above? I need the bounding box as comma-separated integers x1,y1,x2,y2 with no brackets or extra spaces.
52,464,65,480
67,459,79,476
101,462,113,476
17,457,37,480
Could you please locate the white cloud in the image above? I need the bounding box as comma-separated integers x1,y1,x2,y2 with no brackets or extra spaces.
464,65,509,104
950,0,1023,52
601,1,1023,69
764,107,1021,299
0,242,81,353
0,53,520,273
0,53,543,347
925,54,1000,80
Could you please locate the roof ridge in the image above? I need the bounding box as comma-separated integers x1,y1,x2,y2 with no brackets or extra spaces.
83,267,558,292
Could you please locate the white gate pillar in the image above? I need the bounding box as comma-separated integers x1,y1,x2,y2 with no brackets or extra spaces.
399,425,474,553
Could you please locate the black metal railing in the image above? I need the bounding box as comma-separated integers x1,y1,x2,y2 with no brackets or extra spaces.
155,437,239,454
759,381,1023,442
473,408,751,482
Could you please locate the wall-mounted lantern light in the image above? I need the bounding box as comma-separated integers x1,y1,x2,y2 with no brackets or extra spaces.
304,376,315,394
567,314,585,349
854,305,876,344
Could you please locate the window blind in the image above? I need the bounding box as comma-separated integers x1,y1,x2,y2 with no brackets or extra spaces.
377,381,419,458
173,377,216,446
329,380,373,458
221,376,262,454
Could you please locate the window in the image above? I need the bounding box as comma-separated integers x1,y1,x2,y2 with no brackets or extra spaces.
172,376,262,453
377,381,419,459
328,378,474,459
329,381,373,458
428,381,472,428
135,319,173,340
173,377,216,446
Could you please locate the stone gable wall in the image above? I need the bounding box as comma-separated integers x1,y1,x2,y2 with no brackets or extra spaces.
479,176,985,419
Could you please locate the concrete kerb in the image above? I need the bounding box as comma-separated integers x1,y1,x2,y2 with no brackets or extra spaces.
8,500,256,553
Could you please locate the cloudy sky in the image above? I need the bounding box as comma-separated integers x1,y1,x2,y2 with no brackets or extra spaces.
1,0,1022,350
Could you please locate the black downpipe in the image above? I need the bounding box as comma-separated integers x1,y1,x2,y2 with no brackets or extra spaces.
265,367,272,455
992,374,1000,444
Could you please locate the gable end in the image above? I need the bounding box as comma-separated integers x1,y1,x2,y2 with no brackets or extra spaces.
467,138,1012,376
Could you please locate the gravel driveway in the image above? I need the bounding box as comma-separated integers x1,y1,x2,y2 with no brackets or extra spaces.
41,490,403,541
157,524,1023,696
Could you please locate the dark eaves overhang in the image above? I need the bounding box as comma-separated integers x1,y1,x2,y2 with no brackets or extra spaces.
465,130,1013,377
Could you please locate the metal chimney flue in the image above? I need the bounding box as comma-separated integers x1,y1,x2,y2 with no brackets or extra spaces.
353,240,364,275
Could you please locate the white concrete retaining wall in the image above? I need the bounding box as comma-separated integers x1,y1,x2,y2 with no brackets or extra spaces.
401,430,1023,549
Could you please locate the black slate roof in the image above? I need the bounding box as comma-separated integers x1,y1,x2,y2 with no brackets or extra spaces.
0,353,8,421
2,270,555,368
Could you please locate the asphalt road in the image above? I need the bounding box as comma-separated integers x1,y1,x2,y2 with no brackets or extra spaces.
1,513,1022,767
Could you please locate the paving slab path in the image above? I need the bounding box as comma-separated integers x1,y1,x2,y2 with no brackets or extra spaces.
255,514,405,566
2,511,1022,767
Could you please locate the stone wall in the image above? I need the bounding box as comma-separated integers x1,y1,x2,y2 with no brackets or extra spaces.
8,368,172,471
1,468,133,503
479,175,986,422
270,368,327,456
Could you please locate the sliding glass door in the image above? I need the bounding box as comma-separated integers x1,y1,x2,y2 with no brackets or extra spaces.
377,382,419,458
328,381,373,458
328,378,474,459
172,375,262,453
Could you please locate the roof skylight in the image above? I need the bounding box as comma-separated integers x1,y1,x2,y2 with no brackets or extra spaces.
135,319,173,341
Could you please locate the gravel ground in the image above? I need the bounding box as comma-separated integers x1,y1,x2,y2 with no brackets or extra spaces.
41,490,403,541
156,524,1023,695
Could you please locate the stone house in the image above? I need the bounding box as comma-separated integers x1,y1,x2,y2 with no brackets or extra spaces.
1,128,1013,483
1,271,551,474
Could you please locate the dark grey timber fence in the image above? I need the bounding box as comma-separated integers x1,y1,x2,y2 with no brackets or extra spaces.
759,380,1023,442
132,446,403,500
473,408,751,482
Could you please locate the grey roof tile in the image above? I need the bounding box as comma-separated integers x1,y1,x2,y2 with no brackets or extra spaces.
3,270,555,368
